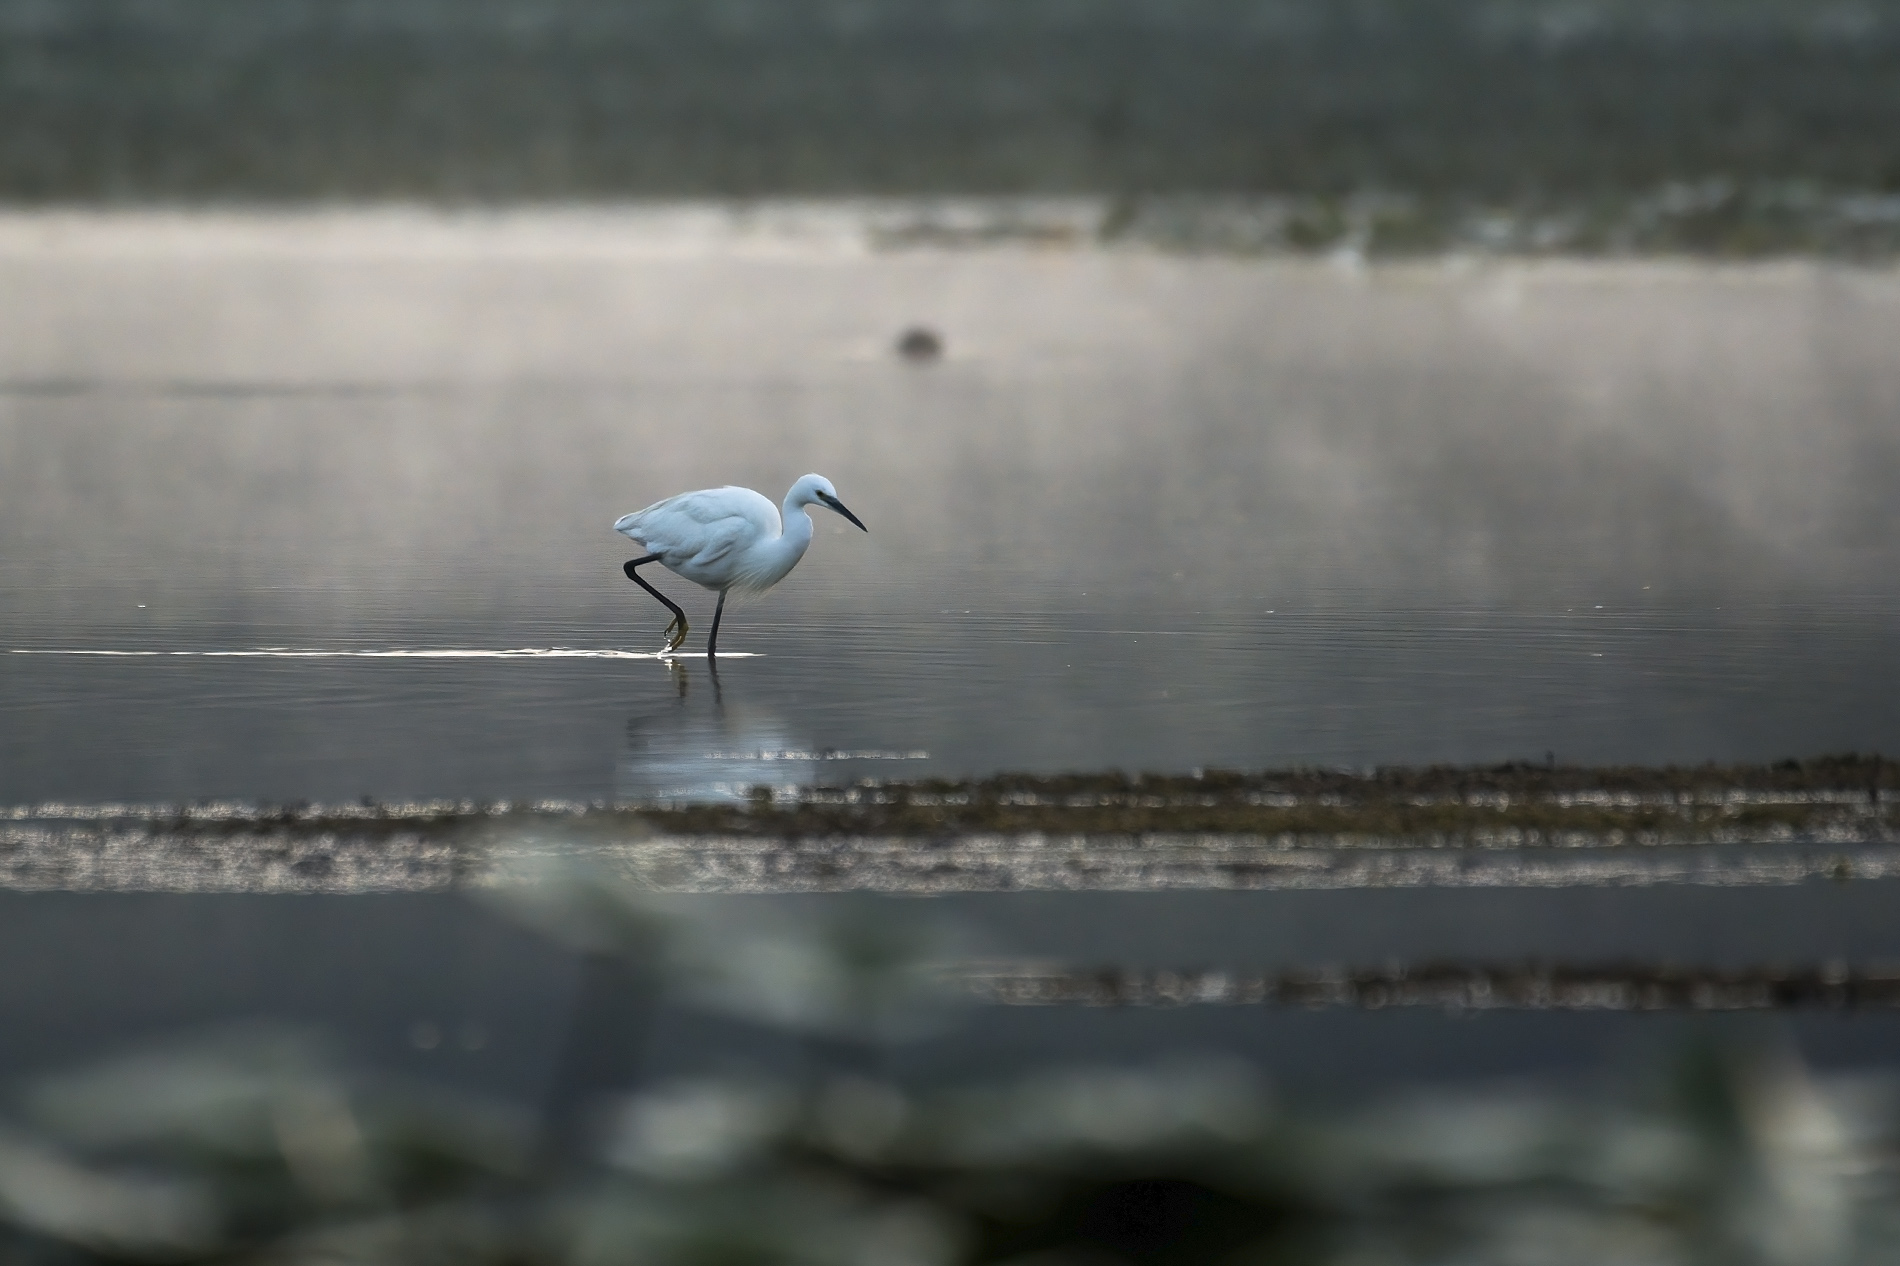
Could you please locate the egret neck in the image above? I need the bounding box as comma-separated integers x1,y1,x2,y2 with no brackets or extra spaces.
753,483,818,590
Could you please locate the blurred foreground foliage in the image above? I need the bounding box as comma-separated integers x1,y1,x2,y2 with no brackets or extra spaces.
1,873,1898,1264
5,0,1900,257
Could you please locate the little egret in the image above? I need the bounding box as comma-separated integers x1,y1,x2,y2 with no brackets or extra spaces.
614,473,867,657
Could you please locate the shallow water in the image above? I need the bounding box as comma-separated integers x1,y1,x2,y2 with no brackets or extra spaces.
3,212,1899,806
5,213,1900,1092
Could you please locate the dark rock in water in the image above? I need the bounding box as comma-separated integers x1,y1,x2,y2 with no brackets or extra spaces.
896,326,943,361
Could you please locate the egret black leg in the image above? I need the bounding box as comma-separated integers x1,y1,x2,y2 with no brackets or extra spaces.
624,555,688,652
707,590,728,659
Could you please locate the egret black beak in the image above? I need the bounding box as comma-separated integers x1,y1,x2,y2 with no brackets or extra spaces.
817,491,868,532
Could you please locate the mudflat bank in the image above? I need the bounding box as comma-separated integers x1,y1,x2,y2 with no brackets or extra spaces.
3,756,1893,895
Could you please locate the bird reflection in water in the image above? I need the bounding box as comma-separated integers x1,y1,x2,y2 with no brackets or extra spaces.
617,659,817,804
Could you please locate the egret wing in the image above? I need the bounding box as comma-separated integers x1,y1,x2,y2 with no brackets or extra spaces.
622,486,780,579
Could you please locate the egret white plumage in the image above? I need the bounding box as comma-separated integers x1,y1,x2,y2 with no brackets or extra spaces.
614,473,867,657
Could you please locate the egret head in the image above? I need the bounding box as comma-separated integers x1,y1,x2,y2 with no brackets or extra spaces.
796,473,867,532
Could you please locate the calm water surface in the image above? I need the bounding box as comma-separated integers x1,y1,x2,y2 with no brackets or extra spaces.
3,212,1900,1091
3,212,1898,805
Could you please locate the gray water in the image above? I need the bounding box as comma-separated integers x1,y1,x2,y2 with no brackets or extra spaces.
4,210,1899,807
4,211,1900,1094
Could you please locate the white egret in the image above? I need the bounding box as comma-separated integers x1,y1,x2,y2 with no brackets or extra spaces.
614,473,867,657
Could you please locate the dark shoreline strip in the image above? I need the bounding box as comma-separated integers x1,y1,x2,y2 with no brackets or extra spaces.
957,962,1900,1011
1,760,1893,893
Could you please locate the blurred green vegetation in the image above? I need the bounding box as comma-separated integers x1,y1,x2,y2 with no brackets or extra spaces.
3,0,1900,245
0,875,1893,1262
0,875,1896,1263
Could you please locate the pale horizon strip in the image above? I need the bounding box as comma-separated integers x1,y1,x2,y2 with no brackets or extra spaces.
0,830,1897,894
7,648,757,660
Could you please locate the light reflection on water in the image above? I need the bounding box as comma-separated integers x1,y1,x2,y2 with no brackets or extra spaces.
2,217,1899,806
2,603,1896,805
617,663,931,803
10,215,1900,1216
